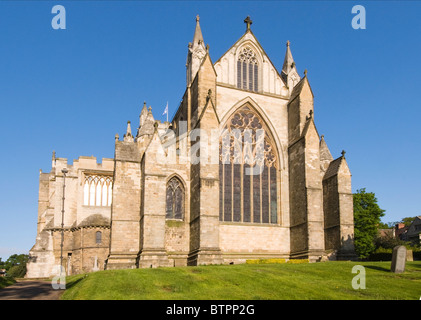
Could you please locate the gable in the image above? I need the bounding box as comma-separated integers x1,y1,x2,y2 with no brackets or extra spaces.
214,31,288,96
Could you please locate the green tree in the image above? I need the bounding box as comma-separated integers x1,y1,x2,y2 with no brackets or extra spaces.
378,221,390,229
353,188,385,259
3,254,29,273
7,264,27,278
401,216,417,227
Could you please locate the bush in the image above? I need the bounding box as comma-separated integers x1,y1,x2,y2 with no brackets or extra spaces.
246,259,286,264
367,247,391,261
7,264,27,278
287,259,310,264
368,245,421,261
374,234,407,250
0,276,16,289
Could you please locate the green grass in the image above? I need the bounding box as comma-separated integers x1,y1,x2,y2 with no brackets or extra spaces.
61,261,421,300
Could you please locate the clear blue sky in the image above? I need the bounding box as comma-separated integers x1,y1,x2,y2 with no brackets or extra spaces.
0,1,420,260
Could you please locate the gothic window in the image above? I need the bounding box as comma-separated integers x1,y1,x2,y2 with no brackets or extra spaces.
219,106,278,224
83,175,113,207
237,46,259,92
95,231,102,244
166,177,184,220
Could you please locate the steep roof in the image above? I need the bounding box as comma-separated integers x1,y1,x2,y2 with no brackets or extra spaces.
323,157,343,180
213,23,286,85
320,135,333,163
323,152,350,181
288,74,314,103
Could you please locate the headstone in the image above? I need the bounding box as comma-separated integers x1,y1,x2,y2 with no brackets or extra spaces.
92,256,99,272
406,249,413,262
391,246,406,273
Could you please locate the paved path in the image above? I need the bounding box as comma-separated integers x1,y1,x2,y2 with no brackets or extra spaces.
0,280,63,300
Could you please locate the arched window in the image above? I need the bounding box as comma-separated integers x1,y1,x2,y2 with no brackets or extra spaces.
95,231,102,244
237,46,259,92
219,106,278,224
166,177,184,220
83,175,113,207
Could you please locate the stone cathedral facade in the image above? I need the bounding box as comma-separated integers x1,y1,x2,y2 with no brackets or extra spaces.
27,16,356,278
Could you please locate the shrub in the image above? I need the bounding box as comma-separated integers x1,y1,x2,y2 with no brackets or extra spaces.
367,247,390,261
7,264,27,278
287,259,310,264
246,259,286,264
375,235,403,250
0,276,16,289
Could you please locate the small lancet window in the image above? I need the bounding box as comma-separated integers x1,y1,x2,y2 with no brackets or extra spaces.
237,46,259,92
95,231,102,244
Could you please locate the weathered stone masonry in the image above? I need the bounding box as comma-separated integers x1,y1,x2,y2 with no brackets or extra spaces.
27,16,356,277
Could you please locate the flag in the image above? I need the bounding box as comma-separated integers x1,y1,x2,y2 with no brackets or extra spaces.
162,102,168,115
163,102,168,122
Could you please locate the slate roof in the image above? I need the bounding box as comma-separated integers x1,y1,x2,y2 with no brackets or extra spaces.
323,157,343,180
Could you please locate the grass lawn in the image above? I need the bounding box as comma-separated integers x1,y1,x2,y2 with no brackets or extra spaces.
60,261,421,300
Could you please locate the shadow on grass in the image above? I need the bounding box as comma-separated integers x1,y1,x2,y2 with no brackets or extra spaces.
409,262,421,270
65,276,86,290
365,261,421,273
364,265,390,272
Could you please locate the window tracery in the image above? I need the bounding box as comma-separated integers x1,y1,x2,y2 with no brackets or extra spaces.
83,175,113,207
219,106,278,224
166,177,184,220
237,46,259,92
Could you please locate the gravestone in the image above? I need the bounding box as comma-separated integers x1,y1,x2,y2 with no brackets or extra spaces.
391,246,406,273
406,249,414,262
92,256,99,272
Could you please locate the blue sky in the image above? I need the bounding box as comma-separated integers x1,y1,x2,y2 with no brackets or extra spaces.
0,1,420,260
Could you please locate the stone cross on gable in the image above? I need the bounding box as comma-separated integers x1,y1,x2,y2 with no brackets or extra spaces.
244,16,252,30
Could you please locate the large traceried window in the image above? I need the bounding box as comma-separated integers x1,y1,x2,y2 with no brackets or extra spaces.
166,177,184,220
237,46,259,92
83,175,113,207
219,106,278,224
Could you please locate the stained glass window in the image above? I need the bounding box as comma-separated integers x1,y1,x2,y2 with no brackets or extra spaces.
237,46,259,92
166,177,185,220
219,106,278,224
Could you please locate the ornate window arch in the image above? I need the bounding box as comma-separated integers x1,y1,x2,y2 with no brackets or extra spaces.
83,175,113,207
166,176,185,220
219,106,278,224
237,46,259,92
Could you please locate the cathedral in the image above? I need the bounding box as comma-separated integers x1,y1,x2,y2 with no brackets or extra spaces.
26,16,356,278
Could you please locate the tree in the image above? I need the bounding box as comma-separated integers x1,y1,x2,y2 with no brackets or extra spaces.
401,216,417,227
378,221,390,229
353,188,385,259
2,254,29,274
